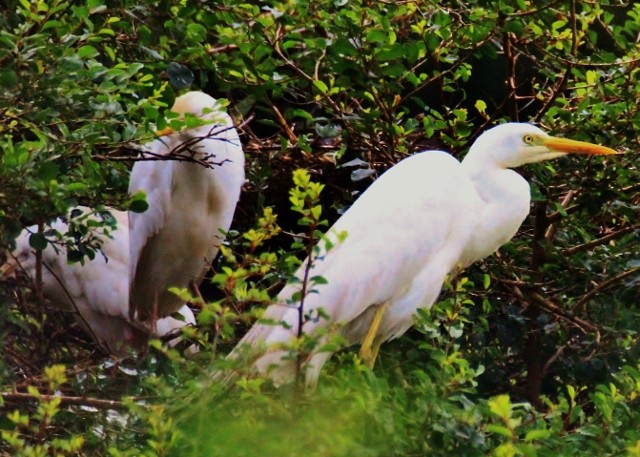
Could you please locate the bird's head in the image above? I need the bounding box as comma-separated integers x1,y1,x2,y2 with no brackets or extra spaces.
1,231,36,278
155,91,222,137
464,123,619,169
169,91,218,118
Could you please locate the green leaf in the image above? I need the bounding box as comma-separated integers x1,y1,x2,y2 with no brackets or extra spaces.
37,161,59,181
71,5,89,19
586,70,598,85
366,29,387,43
485,424,513,438
524,428,553,442
129,199,149,213
67,183,88,192
376,44,405,61
0,68,18,88
475,99,487,115
186,23,207,42
331,37,357,56
381,63,406,78
41,20,62,31
167,62,194,90
77,45,98,59
488,394,512,420
67,249,85,263
29,233,48,251
312,80,328,94
87,0,104,9
311,275,328,285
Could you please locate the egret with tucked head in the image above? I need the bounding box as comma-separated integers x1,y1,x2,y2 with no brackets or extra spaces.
230,123,618,386
128,91,245,325
1,208,196,355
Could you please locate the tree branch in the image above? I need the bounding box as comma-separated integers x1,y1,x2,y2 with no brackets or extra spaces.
572,266,640,313
562,223,640,256
545,190,577,243
527,290,600,341
95,116,254,167
1,391,128,410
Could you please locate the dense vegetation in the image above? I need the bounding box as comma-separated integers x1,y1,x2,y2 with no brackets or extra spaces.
0,0,639,455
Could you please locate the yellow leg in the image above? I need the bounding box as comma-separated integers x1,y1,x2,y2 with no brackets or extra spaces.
359,301,389,368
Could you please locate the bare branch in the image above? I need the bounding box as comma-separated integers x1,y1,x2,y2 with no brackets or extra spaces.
1,391,128,410
562,223,640,256
542,343,568,377
511,285,601,341
267,97,298,145
96,118,252,168
207,44,239,55
572,266,640,312
545,190,577,243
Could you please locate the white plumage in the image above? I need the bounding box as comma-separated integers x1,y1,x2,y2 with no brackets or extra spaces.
128,91,245,323
231,123,617,386
1,208,196,355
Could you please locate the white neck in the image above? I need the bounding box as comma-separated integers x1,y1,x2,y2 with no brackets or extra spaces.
459,158,532,266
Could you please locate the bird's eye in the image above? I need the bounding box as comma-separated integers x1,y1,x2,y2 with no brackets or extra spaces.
523,134,534,144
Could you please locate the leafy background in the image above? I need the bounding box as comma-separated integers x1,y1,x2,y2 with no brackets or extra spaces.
0,0,639,455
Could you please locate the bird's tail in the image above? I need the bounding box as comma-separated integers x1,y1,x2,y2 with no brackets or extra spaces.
217,299,344,388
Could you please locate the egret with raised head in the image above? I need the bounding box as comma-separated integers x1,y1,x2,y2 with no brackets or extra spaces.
231,123,618,386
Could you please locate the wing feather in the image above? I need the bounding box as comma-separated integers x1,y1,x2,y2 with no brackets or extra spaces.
128,138,175,292
4,207,193,355
232,150,482,383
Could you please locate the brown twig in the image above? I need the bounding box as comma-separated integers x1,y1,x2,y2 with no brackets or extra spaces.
97,118,253,167
562,223,640,256
3,346,40,373
267,97,298,144
532,0,578,124
571,266,640,313
522,202,549,409
207,44,238,55
504,32,519,121
38,261,103,350
267,23,361,143
545,190,577,243
490,275,547,288
546,203,581,224
542,343,568,377
295,220,319,391
510,285,600,341
527,290,600,341
1,391,128,410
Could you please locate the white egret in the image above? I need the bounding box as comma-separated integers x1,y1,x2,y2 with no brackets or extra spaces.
128,91,245,324
230,123,618,386
1,208,197,355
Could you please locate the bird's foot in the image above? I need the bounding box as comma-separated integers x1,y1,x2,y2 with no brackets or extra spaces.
358,301,389,369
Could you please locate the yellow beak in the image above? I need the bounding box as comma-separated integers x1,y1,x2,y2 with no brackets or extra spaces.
155,126,175,137
543,137,619,156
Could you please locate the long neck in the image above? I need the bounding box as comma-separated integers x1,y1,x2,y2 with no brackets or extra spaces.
461,155,519,200
459,158,532,265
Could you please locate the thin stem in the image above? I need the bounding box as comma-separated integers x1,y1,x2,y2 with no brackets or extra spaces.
572,266,640,313
295,222,318,390
1,391,127,410
563,223,640,256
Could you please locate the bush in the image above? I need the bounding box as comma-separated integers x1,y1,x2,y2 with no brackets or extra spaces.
1,0,639,455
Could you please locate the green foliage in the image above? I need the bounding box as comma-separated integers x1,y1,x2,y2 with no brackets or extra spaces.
168,305,640,457
1,0,639,455
0,0,171,261
1,364,86,456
